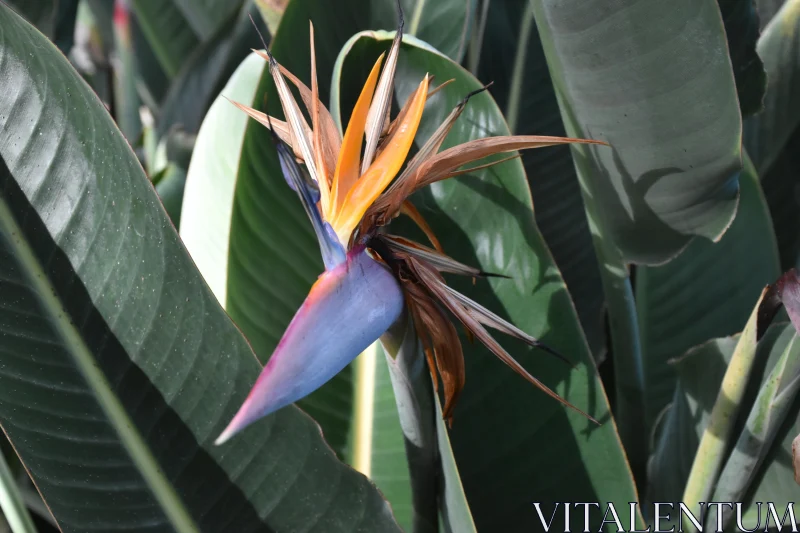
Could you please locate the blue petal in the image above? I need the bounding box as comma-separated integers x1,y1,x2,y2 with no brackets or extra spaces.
273,128,345,269
216,248,404,444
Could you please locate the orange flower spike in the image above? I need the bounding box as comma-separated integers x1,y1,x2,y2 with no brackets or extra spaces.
329,53,385,220
333,75,430,244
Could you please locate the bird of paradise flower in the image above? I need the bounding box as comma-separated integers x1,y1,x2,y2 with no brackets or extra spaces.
215,12,604,445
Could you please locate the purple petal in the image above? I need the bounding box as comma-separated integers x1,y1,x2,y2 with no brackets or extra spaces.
216,248,404,444
271,125,345,269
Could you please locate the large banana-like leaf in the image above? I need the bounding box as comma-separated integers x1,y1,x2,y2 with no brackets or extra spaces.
636,155,780,440
757,0,788,28
332,32,642,532
130,0,243,79
171,0,243,41
156,1,269,138
470,0,606,359
0,7,401,532
531,0,742,265
5,0,56,35
6,0,78,53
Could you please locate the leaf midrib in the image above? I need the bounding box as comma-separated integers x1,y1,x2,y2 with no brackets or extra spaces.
0,193,200,533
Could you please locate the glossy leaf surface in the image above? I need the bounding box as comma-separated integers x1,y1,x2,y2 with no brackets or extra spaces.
531,0,743,265
0,7,400,532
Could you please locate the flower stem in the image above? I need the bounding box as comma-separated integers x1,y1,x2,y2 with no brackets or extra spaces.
350,343,379,476
582,197,647,486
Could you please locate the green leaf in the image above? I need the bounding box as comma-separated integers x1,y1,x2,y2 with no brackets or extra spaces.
744,0,800,176
362,320,476,533
156,1,269,137
6,0,56,38
263,0,472,106
172,0,243,41
333,31,642,532
433,394,476,533
636,154,780,440
473,0,606,358
650,324,800,528
350,343,419,532
129,13,170,109
7,0,79,54
744,0,800,271
154,163,187,228
368,324,439,533
130,0,201,77
719,0,767,117
0,6,401,532
403,0,474,61
757,0,789,27
531,0,742,265
647,336,735,508
255,0,288,35
180,54,262,306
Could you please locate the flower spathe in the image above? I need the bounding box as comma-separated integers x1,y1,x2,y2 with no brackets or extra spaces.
217,13,606,444
216,248,402,445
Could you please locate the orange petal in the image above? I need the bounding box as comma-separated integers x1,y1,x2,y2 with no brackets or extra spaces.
374,83,425,160
363,86,488,231
333,76,429,244
329,53,384,220
377,78,455,158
